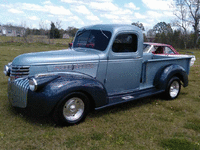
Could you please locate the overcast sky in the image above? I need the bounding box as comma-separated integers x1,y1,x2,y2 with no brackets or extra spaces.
0,0,176,30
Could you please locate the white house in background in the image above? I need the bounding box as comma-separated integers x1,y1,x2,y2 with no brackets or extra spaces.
0,25,25,37
63,33,70,39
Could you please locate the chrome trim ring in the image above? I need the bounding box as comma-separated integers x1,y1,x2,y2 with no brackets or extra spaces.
4,65,9,76
63,97,84,121
29,78,38,92
170,81,180,98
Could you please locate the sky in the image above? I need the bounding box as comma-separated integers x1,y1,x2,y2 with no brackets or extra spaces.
0,0,176,30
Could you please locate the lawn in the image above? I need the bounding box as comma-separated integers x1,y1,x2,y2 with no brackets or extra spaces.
0,42,200,150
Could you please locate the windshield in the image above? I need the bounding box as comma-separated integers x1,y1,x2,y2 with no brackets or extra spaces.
73,29,112,51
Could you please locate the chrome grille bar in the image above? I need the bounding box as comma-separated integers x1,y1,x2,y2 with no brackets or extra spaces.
11,66,30,77
8,78,29,108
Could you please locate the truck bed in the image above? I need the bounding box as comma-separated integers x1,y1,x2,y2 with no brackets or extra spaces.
140,53,191,89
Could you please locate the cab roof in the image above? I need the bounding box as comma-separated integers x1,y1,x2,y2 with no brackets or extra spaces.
79,24,142,34
144,42,171,47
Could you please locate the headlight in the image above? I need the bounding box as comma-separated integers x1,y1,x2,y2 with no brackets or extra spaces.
29,78,38,91
29,75,59,92
3,65,10,76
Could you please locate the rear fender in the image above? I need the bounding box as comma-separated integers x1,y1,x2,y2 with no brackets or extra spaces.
154,65,188,90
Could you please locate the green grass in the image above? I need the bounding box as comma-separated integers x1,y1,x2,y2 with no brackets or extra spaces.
0,43,200,149
160,138,199,150
184,117,200,132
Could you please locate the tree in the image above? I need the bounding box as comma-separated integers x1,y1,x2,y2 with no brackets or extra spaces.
50,22,61,39
146,29,156,42
171,29,185,48
19,21,28,43
131,22,145,31
25,28,31,35
152,22,173,44
55,20,62,30
173,0,189,34
173,0,200,47
153,22,173,34
65,27,79,37
39,20,48,36
173,1,190,49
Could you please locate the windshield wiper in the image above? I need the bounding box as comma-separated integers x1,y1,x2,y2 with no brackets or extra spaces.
100,28,108,39
76,28,87,37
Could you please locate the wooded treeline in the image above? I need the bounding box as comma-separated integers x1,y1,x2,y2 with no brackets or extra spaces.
25,22,79,39
24,21,199,49
11,21,199,49
1,0,200,49
143,21,200,49
139,0,200,49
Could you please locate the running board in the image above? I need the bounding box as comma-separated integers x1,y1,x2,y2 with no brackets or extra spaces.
95,88,164,110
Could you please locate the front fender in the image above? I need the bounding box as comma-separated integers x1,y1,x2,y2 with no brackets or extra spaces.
27,73,108,116
154,65,188,90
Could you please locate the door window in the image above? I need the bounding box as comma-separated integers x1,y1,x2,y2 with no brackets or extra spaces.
154,46,164,54
164,47,175,54
112,34,138,53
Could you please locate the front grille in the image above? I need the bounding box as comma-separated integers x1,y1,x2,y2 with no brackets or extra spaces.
8,78,29,108
11,66,30,77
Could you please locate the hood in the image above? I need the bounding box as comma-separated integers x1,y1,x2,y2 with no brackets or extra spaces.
12,48,100,66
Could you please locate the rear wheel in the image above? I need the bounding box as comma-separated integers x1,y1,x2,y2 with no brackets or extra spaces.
165,77,181,100
53,92,90,126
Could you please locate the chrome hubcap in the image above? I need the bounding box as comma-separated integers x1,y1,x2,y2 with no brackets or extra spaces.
170,81,179,98
63,97,84,121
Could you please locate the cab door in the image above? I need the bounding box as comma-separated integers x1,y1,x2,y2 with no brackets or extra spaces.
105,33,142,96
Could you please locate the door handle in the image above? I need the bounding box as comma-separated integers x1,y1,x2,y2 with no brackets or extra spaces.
136,56,141,59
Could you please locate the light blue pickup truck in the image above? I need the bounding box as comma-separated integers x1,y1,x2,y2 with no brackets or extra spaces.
4,24,192,125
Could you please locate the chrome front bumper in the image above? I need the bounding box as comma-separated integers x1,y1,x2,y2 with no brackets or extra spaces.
8,77,30,108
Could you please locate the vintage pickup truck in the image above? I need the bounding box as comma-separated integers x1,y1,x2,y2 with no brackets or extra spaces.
4,24,192,125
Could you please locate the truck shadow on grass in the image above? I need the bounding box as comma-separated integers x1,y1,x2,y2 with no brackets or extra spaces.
9,94,163,127
89,94,162,118
9,105,56,127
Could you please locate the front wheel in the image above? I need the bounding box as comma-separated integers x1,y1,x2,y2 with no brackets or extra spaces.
164,77,181,100
53,92,90,126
